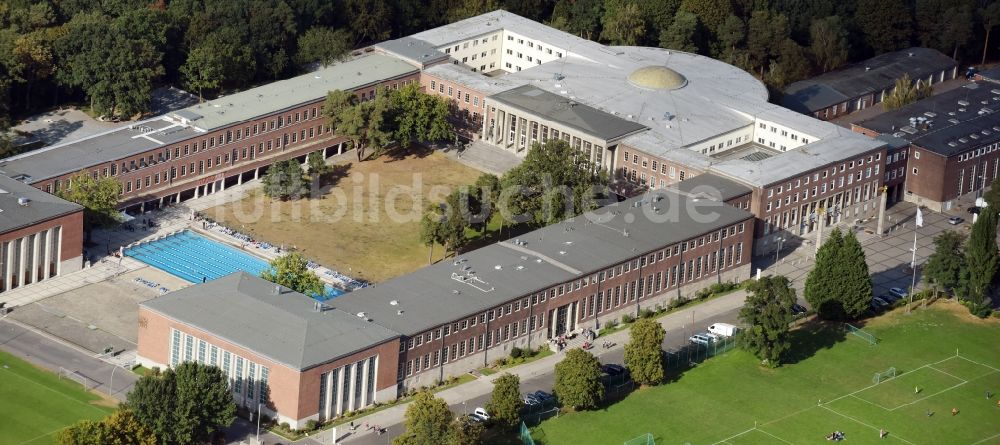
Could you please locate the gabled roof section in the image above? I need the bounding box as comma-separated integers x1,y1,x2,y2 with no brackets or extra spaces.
490,84,648,141
783,47,956,113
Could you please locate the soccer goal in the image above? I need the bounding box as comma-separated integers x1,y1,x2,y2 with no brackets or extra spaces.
59,367,98,390
624,433,655,445
846,323,878,345
872,367,897,384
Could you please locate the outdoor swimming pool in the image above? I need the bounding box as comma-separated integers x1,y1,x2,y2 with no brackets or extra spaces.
125,230,344,300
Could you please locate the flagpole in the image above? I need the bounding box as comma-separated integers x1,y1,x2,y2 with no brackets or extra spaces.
908,209,922,313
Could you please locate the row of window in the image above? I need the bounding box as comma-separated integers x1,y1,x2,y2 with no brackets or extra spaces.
169,329,268,403
698,135,750,155
767,153,882,198
443,34,500,55
506,34,563,57
622,166,685,188
757,122,811,144
955,142,1000,162
317,356,377,420
765,166,880,213
762,180,881,234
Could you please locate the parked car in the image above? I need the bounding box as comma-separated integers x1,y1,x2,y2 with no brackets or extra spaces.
523,394,541,406
872,296,890,308
707,322,739,338
601,364,627,376
791,303,808,316
531,390,554,403
948,216,964,225
689,333,714,345
889,287,908,299
880,293,899,303
471,407,490,422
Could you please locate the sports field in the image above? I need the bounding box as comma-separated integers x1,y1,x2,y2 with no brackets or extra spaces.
204,149,483,283
0,350,115,445
531,301,1000,445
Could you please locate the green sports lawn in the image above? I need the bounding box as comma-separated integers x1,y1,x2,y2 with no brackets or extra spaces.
530,301,1000,445
0,350,115,445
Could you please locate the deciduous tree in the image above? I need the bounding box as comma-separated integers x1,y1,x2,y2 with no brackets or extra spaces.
261,252,325,297
883,73,932,111
554,348,603,410
810,16,850,73
980,2,1000,64
600,0,645,45
924,230,966,297
125,363,235,445
393,391,454,445
295,27,352,68
180,44,222,102
623,317,665,385
739,275,796,367
659,11,703,53
57,171,122,240
262,159,308,200
446,414,484,445
486,373,523,429
678,0,733,35
856,0,912,53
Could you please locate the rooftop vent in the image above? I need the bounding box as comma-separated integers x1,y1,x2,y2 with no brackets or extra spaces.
908,52,914,57
356,312,366,319
389,300,398,306
948,142,958,147
558,251,566,255
397,310,404,315
515,265,524,270
494,264,502,270
949,118,961,124
17,197,29,206
958,100,971,106
924,111,937,118
865,66,871,71
959,137,969,143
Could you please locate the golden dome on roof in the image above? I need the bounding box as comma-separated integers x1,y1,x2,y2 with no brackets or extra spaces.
627,66,687,90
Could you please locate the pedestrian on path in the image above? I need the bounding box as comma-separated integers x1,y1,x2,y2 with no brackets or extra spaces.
880,429,887,439
951,407,959,416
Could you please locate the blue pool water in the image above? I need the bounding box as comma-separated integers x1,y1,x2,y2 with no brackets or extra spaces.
125,230,344,300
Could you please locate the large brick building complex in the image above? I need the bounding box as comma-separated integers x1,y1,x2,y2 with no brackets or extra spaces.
852,81,1000,211
137,189,754,427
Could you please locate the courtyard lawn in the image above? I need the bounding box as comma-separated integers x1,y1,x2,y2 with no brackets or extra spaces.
0,350,115,445
529,301,1000,445
204,149,484,283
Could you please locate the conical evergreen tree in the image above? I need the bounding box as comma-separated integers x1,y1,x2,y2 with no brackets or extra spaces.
804,227,844,319
838,231,874,319
963,208,998,316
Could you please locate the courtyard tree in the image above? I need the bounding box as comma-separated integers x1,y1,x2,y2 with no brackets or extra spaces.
554,348,603,410
393,391,454,445
295,27,352,68
125,363,236,445
58,419,105,445
838,231,874,319
57,171,122,241
420,190,472,260
390,84,455,146
307,151,331,177
924,230,966,297
500,139,609,228
324,88,393,162
486,373,523,429
883,73,932,111
963,208,998,317
804,228,844,319
623,317,665,386
472,173,501,233
261,252,325,297
600,0,645,45
739,275,796,367
262,159,308,200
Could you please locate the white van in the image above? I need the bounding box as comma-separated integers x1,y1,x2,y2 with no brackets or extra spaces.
707,323,738,338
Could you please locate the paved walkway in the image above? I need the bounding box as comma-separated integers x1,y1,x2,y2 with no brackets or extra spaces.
310,290,748,444
440,140,523,176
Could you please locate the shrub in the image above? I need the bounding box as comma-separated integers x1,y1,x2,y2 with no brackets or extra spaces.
305,419,318,431
654,304,665,313
621,313,635,324
493,357,508,367
279,422,290,431
510,346,524,359
639,308,655,319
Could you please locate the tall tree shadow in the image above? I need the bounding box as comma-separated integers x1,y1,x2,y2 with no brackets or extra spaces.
310,163,352,198
383,143,435,162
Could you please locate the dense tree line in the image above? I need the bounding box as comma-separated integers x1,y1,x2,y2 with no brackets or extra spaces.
2,0,997,134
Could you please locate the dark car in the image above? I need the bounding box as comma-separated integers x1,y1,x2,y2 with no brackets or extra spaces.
530,390,555,403
601,364,627,376
791,303,807,316
880,293,899,303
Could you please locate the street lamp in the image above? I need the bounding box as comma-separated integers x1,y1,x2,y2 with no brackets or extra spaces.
774,237,786,264
109,365,118,398
255,402,261,443
462,401,467,416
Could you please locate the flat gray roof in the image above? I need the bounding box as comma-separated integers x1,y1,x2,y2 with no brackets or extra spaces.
140,272,399,370
854,82,1000,157
332,189,752,336
373,37,450,68
491,85,648,141
0,175,83,233
0,53,418,182
672,173,752,202
783,47,956,113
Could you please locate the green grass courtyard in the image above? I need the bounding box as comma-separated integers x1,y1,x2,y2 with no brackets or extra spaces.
530,301,1000,445
0,350,115,445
